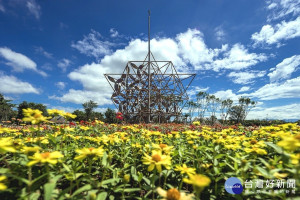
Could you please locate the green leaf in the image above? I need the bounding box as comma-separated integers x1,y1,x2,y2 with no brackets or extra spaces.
97,192,108,200
124,188,140,192
256,166,269,178
7,174,29,185
44,182,56,200
102,152,108,166
131,166,136,175
143,177,151,185
265,142,283,154
215,154,225,159
62,163,71,172
28,190,41,200
101,178,121,186
109,195,115,200
71,184,92,197
138,173,143,182
258,158,270,168
31,173,48,185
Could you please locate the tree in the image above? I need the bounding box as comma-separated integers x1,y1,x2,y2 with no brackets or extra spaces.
0,94,15,121
92,112,105,121
186,101,197,123
196,92,209,120
72,110,85,121
228,97,256,124
238,97,256,122
104,108,117,124
82,100,98,121
17,101,48,120
220,99,233,123
206,95,220,124
228,105,245,124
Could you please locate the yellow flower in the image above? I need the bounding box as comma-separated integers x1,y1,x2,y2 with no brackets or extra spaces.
290,153,300,165
277,134,300,151
175,164,196,176
22,108,49,124
47,109,65,116
183,174,211,189
0,137,16,153
95,120,104,125
142,150,171,173
74,147,105,161
27,151,64,166
21,146,40,154
0,176,7,191
64,112,77,119
152,143,174,154
192,121,200,126
80,126,90,131
157,187,194,200
201,163,212,169
273,172,288,179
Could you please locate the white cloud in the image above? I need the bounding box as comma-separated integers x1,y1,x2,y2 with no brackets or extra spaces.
50,89,112,105
268,55,300,82
238,86,251,93
26,0,41,19
71,29,114,59
248,103,300,120
110,28,119,38
0,0,5,12
35,47,52,58
266,0,300,21
0,74,39,94
0,47,47,77
251,17,300,47
227,70,266,84
210,44,268,71
214,27,225,41
176,29,221,69
249,76,300,100
187,86,209,98
58,59,71,72
213,89,241,102
55,82,66,90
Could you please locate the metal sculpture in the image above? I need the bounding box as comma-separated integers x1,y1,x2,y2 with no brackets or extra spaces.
104,11,195,123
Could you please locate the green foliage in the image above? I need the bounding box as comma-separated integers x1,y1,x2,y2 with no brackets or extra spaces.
0,93,16,121
104,108,117,123
72,110,86,121
82,100,98,121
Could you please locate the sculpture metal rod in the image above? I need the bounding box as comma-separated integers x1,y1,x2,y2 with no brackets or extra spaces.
148,10,151,123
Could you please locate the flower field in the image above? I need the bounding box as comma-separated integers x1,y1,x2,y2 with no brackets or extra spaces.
0,109,299,199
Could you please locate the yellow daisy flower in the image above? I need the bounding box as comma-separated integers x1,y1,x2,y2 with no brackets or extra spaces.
152,143,174,154
47,109,65,116
175,164,196,176
183,174,211,189
74,147,105,161
21,146,40,154
142,150,171,173
27,151,64,166
22,108,49,124
157,187,194,200
0,137,16,153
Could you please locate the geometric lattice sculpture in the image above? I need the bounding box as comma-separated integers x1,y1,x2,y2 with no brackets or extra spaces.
104,11,195,123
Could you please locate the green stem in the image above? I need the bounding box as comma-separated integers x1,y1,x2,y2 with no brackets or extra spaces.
28,166,32,200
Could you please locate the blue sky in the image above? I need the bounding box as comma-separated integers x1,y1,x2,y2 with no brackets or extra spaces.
0,0,300,120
